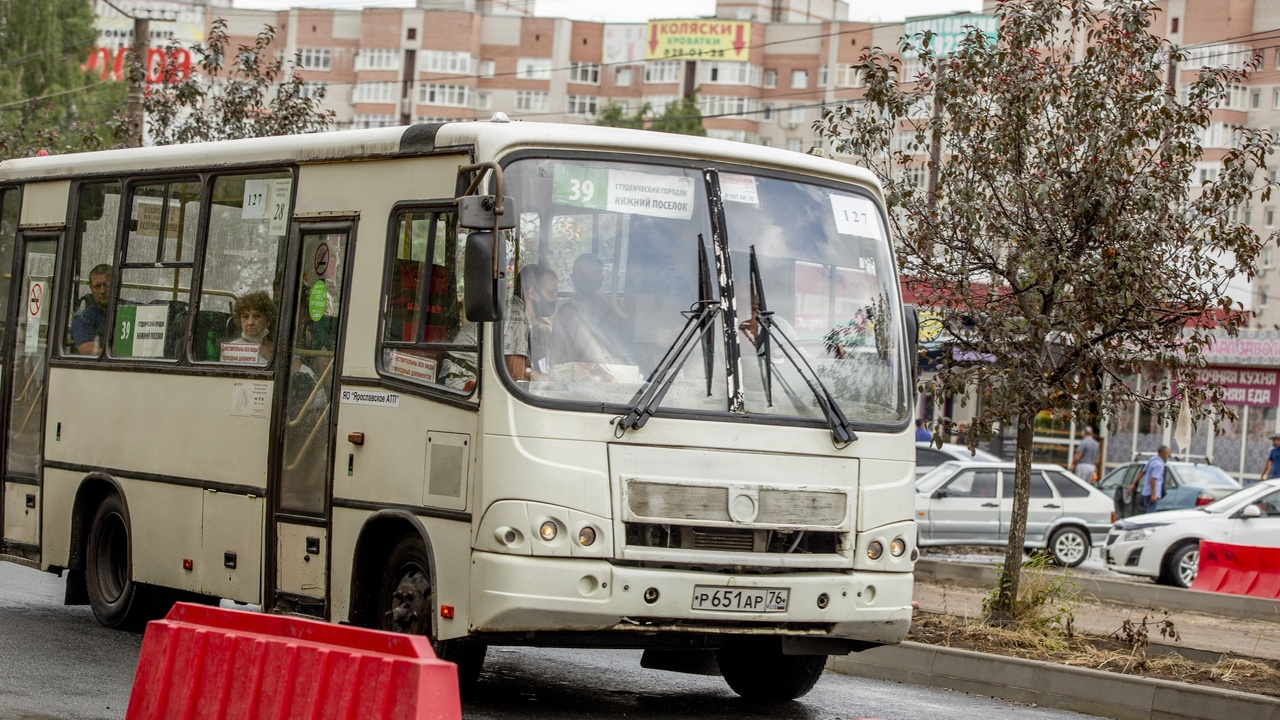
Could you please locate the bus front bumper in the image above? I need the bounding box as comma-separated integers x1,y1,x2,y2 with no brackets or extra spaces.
468,552,912,645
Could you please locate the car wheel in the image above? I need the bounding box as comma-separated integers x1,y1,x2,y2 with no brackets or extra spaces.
1047,526,1089,567
1163,542,1200,589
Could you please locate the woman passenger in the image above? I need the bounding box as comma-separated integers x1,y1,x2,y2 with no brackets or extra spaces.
233,291,276,363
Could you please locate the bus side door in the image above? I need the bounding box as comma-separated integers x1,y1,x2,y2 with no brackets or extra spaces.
270,222,351,617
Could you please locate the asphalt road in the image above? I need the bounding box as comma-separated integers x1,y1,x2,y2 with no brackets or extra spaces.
0,561,1109,720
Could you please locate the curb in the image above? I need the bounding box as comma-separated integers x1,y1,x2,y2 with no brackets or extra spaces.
916,559,1280,623
828,641,1280,720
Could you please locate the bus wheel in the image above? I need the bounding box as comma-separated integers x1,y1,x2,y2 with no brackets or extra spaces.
377,536,487,688
716,641,825,701
85,494,149,629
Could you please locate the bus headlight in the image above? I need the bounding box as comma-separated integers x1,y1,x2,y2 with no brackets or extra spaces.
867,541,884,560
889,538,906,557
539,520,559,542
577,526,597,546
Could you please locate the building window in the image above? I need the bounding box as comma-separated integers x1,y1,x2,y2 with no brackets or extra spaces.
407,28,417,41
355,48,400,72
516,58,553,80
643,95,678,113
644,60,681,84
479,60,495,78
298,81,327,99
1171,17,1179,33
566,94,598,116
1262,289,1270,307
700,95,758,119
569,62,600,84
353,82,396,104
418,84,473,107
791,69,808,89
616,67,632,86
515,90,549,112
700,62,762,86
420,51,475,75
788,105,805,126
1252,90,1262,109
835,65,861,88
353,113,395,128
299,48,331,71
1273,88,1280,109
761,103,773,122
1264,247,1273,268
787,138,803,152
763,69,777,88
477,92,492,110
818,65,828,87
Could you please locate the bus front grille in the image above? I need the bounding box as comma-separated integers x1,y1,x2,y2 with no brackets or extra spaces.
625,523,840,555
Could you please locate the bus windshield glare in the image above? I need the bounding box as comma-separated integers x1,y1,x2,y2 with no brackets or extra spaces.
499,156,910,427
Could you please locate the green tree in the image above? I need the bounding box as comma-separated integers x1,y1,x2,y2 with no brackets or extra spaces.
595,93,706,136
650,93,706,136
142,18,335,145
595,100,649,130
817,0,1273,618
0,0,128,157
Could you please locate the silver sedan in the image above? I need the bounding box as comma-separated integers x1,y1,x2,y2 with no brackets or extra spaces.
915,461,1115,566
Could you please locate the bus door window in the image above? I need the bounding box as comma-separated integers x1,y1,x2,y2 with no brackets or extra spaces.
112,180,201,361
378,209,476,393
8,237,57,479
64,181,122,358
193,172,292,365
278,230,346,515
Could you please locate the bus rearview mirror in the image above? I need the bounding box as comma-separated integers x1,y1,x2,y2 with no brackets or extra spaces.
464,231,504,323
458,195,518,230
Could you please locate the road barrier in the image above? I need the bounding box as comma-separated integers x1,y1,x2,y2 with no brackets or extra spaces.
125,602,461,720
1191,541,1280,600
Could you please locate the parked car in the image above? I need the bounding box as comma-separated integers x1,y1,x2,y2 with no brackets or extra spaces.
1104,479,1280,587
915,461,1115,566
915,442,1001,477
1095,460,1241,517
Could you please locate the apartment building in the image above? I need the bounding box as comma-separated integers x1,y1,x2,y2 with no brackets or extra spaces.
96,0,1280,317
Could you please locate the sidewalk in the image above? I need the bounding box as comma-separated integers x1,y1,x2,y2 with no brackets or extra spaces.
913,579,1280,663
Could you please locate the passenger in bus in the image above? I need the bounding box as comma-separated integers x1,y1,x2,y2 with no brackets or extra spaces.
550,253,630,371
505,263,558,382
232,291,276,364
72,263,112,355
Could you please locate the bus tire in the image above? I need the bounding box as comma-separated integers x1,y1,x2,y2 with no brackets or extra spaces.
716,641,825,701
377,535,486,689
84,494,150,629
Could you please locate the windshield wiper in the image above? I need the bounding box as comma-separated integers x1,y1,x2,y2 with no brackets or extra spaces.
746,245,857,446
615,235,720,433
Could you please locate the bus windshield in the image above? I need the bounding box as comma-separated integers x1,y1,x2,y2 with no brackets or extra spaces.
500,155,909,427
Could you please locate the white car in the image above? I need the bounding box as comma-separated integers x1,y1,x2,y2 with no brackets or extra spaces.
915,461,1115,566
915,442,1001,476
1104,479,1280,588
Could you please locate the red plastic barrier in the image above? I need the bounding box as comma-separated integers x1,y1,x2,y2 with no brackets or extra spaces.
1190,540,1280,600
125,602,461,720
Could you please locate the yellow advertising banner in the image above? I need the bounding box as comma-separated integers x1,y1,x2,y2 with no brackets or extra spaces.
645,19,752,62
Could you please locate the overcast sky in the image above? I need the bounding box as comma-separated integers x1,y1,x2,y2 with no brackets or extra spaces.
230,0,985,24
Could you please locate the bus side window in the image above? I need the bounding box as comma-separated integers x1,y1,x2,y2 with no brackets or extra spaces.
379,209,475,393
64,181,123,358
192,171,291,365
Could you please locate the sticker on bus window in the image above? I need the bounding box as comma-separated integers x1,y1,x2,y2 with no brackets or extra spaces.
388,350,438,383
830,194,883,237
231,380,272,419
115,305,168,358
719,174,759,205
267,179,292,236
220,341,262,364
242,180,268,220
554,165,695,220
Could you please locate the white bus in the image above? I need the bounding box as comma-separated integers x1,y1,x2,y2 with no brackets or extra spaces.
0,119,917,700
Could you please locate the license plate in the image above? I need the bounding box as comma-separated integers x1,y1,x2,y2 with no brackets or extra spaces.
691,586,789,613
